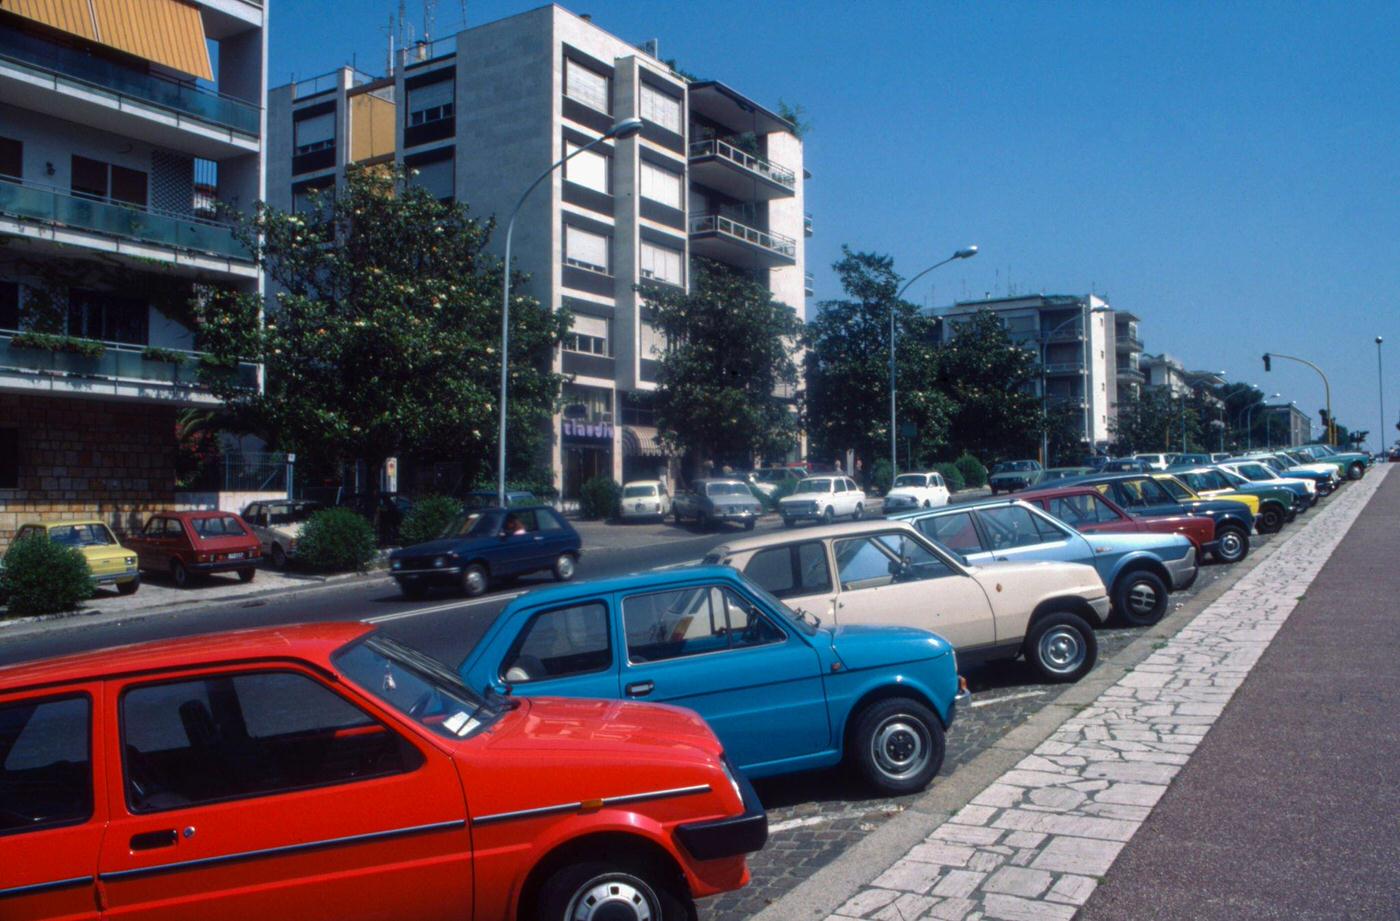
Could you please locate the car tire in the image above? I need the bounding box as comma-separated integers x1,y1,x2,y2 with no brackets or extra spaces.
170,560,190,589
852,503,864,521
1212,525,1249,564
849,696,946,795
699,512,711,531
1348,461,1364,480
237,568,256,583
1025,613,1098,683
1113,569,1169,626
536,859,689,921
461,563,488,597
270,543,288,569
552,552,578,582
1258,505,1285,534
744,518,756,531
782,517,795,528
923,499,932,509
400,581,430,600
116,576,140,596
672,508,682,525
823,506,835,525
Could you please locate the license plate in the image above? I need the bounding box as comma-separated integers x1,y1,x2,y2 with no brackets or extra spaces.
226,552,245,560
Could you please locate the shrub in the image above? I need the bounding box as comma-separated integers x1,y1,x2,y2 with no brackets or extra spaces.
297,507,377,572
954,453,989,488
870,458,894,496
399,495,462,546
1,535,93,618
934,462,966,492
579,476,622,519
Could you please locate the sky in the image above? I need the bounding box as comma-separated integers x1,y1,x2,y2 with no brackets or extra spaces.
269,0,1400,451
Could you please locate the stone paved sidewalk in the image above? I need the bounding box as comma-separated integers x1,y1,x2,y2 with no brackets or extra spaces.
819,466,1389,921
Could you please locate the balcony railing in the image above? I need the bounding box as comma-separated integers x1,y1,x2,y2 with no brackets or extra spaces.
1116,334,1144,351
804,271,815,297
1043,360,1086,374
398,36,456,69
689,213,797,259
0,27,260,136
688,139,796,189
293,67,377,100
1,331,258,393
0,177,251,262
1043,327,1084,342
804,212,813,236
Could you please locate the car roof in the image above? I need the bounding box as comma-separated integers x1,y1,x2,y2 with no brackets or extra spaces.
712,518,922,554
1015,484,1110,500
623,479,664,486
0,622,373,693
19,519,109,528
502,565,744,609
156,510,242,520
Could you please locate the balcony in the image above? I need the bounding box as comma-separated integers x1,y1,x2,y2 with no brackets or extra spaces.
0,331,258,407
804,212,813,237
1043,327,1084,343
1116,333,1144,352
688,139,796,201
0,27,260,158
0,177,253,274
804,271,814,297
1117,366,1146,384
1043,359,1085,375
689,213,796,268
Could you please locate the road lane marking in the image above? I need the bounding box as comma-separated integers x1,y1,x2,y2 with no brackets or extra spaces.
969,689,1045,708
363,592,525,625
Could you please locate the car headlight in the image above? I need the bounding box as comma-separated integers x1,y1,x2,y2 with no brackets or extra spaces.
718,756,743,805
433,556,446,568
126,556,136,566
1303,481,1316,494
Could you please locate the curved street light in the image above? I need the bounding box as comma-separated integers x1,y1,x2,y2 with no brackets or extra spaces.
497,117,644,505
1244,392,1280,450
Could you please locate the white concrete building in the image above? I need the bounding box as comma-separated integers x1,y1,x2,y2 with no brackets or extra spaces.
0,0,266,546
266,4,807,501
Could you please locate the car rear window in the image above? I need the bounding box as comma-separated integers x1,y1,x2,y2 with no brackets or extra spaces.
191,516,248,539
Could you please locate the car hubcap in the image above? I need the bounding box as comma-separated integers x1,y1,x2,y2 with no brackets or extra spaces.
1127,582,1158,615
466,570,485,593
1220,533,1242,558
568,878,655,921
557,556,575,578
871,716,927,778
1039,627,1085,674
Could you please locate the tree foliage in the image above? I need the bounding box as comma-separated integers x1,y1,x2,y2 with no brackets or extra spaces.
936,310,1042,460
642,258,804,473
196,165,568,492
1112,388,1204,454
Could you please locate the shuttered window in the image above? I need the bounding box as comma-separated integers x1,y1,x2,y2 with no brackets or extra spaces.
640,85,681,133
564,141,609,193
639,161,682,208
640,241,683,285
565,59,609,113
565,225,610,274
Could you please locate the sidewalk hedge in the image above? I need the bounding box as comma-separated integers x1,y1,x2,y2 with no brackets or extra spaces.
399,495,462,546
0,535,94,618
579,476,622,519
954,453,989,488
934,462,967,492
296,508,377,572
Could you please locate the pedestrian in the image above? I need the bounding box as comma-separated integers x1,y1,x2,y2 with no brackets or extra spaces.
835,459,844,474
854,458,865,488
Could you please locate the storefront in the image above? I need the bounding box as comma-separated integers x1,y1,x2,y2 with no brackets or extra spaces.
561,417,614,500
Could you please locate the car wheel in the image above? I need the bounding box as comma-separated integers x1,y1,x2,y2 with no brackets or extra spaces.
744,518,755,531
1025,613,1097,683
699,512,711,531
170,560,190,589
552,552,578,582
400,581,430,600
823,506,835,525
461,563,488,597
116,576,140,596
1258,505,1284,534
922,499,932,509
1113,569,1169,626
270,543,288,569
782,516,795,528
1348,461,1364,480
672,508,682,524
850,697,945,795
989,486,998,495
852,503,864,520
537,859,689,921
1213,525,1249,564
237,568,256,583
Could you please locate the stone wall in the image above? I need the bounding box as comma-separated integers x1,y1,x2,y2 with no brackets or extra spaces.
0,393,178,549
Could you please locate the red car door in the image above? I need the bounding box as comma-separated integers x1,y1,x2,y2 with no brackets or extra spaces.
130,518,166,573
0,683,106,921
97,664,472,921
1039,493,1141,536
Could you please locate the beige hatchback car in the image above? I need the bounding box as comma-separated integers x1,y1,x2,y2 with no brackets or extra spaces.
704,520,1111,683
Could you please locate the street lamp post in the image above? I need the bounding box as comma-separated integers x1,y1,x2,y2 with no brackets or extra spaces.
1244,393,1280,450
1215,380,1254,451
890,246,978,475
497,117,643,505
1377,336,1386,456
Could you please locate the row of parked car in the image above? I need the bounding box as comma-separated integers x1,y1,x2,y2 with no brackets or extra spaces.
0,450,1365,919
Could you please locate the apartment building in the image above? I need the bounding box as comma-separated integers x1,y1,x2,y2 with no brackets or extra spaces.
267,4,807,500
941,294,1117,450
0,0,266,547
1266,403,1311,448
1114,310,1144,407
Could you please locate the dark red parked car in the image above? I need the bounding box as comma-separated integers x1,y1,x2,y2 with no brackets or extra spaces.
1015,484,1217,552
126,511,262,587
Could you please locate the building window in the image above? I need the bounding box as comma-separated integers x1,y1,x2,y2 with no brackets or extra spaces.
640,321,665,359
0,281,17,330
71,156,147,208
0,136,20,179
408,154,454,200
564,141,609,194
639,84,681,133
68,289,148,345
565,225,610,274
0,427,16,489
407,79,454,127
293,110,336,155
639,161,682,209
565,314,609,356
619,392,655,426
291,180,334,217
640,241,683,285
565,58,609,113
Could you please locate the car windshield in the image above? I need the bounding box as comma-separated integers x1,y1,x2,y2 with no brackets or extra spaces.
623,485,657,497
893,475,927,488
795,478,832,494
705,482,750,497
441,512,491,538
191,516,247,539
1155,477,1193,500
46,523,116,547
269,503,321,525
334,635,506,739
740,576,820,635
1237,464,1273,481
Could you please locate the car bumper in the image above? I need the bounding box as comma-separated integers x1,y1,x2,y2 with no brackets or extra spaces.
94,566,140,585
621,505,665,518
711,508,760,521
393,567,462,586
1165,547,1198,591
676,761,768,861
881,496,919,513
947,681,972,726
189,557,259,573
779,505,821,520
1088,595,1113,624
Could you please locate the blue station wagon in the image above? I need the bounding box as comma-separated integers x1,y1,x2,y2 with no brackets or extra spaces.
458,567,968,795
389,505,581,598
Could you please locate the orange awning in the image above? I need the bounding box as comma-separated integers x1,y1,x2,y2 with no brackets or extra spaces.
4,0,213,81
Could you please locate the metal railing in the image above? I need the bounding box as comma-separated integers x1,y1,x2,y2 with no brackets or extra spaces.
1,330,258,392
688,139,796,189
1117,334,1144,351
292,67,377,100
804,271,815,296
804,212,813,236
689,213,797,259
1043,360,1086,374
1043,327,1084,342
398,36,456,69
0,27,260,135
0,176,251,262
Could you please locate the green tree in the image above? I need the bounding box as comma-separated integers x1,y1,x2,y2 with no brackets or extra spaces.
1112,389,1203,453
196,166,568,496
937,310,1042,460
805,248,952,470
641,258,804,474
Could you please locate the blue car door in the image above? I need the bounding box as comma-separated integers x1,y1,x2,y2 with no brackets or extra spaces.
488,597,622,699
615,581,831,774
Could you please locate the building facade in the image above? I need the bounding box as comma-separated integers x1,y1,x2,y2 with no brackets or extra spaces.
940,294,1117,451
1114,310,1144,408
266,4,807,500
1266,403,1311,448
0,0,267,548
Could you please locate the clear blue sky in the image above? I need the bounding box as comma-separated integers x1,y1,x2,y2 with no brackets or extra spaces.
270,1,1400,451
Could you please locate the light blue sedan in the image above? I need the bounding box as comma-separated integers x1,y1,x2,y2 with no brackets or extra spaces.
894,499,1197,626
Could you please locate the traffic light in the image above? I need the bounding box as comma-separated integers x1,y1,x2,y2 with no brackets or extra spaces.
1262,353,1271,372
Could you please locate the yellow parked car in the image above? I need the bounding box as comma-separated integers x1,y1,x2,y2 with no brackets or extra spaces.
10,519,140,594
1149,473,1259,517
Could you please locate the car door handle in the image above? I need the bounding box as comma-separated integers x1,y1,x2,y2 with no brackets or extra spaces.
533,535,543,541
625,681,655,698
130,830,178,851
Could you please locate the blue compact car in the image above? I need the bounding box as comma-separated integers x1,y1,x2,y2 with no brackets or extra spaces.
389,505,580,598
458,566,968,795
894,498,1197,626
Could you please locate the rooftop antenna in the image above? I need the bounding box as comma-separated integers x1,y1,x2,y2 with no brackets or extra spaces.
423,0,437,41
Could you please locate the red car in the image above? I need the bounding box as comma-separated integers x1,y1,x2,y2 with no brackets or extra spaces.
1016,484,1217,552
0,623,763,921
126,511,262,587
